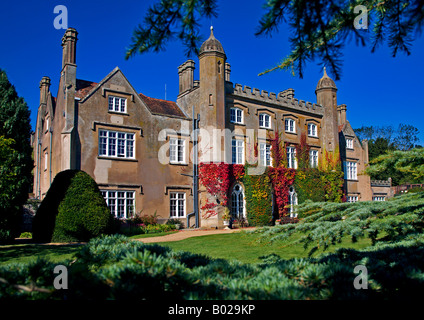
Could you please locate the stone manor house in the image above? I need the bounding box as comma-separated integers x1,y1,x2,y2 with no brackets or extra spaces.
32,27,392,228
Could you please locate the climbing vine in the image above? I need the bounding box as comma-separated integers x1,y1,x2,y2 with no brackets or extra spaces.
244,165,273,226
198,130,345,224
268,130,296,218
198,163,245,219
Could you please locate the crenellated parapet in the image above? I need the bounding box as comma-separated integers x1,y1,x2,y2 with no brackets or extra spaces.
229,83,324,116
371,180,392,187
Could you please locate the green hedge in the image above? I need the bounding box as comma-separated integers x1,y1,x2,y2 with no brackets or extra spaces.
32,170,117,243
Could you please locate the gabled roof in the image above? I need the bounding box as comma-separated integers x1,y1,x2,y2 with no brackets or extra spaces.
74,67,187,119
75,79,98,99
138,93,186,118
341,120,356,137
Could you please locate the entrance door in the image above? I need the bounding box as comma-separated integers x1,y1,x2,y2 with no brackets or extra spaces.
231,184,244,219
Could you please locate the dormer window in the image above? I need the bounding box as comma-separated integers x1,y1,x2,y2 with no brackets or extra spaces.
259,113,271,129
308,123,317,137
285,118,296,133
108,96,127,113
346,138,354,149
230,107,243,124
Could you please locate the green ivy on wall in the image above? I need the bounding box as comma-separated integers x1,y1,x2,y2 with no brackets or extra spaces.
243,166,273,226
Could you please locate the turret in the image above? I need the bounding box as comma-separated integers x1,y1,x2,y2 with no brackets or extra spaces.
198,26,226,130
316,67,339,152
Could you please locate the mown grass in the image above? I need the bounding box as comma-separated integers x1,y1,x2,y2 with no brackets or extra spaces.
160,231,372,264
0,229,372,266
0,231,177,266
0,243,82,265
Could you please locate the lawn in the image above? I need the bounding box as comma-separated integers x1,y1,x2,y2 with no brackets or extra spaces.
159,231,372,264
0,230,372,266
0,231,177,266
0,243,81,265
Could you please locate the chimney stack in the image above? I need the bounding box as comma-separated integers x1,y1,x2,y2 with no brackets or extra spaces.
178,60,195,94
338,104,347,125
39,76,51,106
61,28,78,69
225,63,231,82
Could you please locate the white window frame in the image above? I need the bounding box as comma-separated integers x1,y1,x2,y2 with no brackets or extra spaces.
99,129,135,159
101,190,135,219
230,107,243,124
286,146,297,169
288,187,298,217
259,143,272,167
108,96,127,113
231,184,245,219
285,118,296,133
346,138,354,149
309,149,319,168
372,196,386,201
170,192,186,218
259,113,271,129
308,123,317,137
169,138,185,164
344,161,357,180
347,196,358,203
232,139,244,164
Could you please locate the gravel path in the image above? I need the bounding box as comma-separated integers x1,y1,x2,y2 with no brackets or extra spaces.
137,227,254,243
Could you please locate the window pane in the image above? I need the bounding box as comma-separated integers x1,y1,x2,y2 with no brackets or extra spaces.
232,140,237,164
236,109,242,123
265,115,270,128
108,97,114,111
108,133,116,156
120,98,126,113
178,140,184,162
117,133,126,157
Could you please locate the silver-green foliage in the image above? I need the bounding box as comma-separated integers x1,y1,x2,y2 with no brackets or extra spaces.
1,233,424,300
249,192,424,255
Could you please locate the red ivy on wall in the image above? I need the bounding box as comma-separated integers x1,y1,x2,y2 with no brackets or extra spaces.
198,163,245,219
269,130,296,218
268,167,296,218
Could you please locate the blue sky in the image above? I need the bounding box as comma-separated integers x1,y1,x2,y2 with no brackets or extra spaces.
1,0,423,144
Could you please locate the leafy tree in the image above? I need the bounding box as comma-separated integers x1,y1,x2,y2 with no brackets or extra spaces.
368,137,396,161
366,147,424,184
126,0,424,79
0,69,33,241
393,123,420,151
354,124,420,160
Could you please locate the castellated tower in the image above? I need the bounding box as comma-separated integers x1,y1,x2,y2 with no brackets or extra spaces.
315,67,340,153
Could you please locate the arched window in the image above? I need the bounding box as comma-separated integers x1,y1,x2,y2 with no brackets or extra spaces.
231,184,244,219
288,186,298,217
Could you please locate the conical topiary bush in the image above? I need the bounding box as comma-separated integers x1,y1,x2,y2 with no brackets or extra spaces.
33,170,117,242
